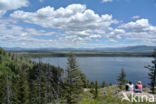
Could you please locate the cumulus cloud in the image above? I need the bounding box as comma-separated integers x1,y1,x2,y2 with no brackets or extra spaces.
107,28,125,40
0,0,29,17
0,4,155,48
102,0,112,3
0,18,60,48
10,4,118,41
108,19,156,44
120,19,156,33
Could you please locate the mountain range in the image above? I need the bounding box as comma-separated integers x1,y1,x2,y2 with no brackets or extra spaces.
2,45,156,52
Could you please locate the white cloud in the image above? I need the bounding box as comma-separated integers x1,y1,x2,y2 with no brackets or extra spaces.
131,16,140,19
40,0,44,2
102,0,112,3
0,4,155,48
0,18,60,48
10,4,118,42
120,19,156,33
0,0,29,17
0,10,6,17
107,28,125,40
108,19,156,45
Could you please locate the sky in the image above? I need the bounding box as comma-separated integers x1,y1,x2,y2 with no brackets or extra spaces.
0,0,156,48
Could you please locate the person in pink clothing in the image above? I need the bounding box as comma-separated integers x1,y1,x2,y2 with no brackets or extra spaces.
134,81,143,93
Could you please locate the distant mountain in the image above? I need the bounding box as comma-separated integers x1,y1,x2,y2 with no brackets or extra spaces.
94,45,156,52
2,45,156,52
3,47,27,51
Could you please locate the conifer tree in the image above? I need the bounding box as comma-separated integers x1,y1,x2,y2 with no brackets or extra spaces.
80,73,88,88
101,81,108,88
95,80,98,99
0,55,2,64
117,68,127,89
16,72,29,104
90,80,99,99
64,53,83,104
145,50,156,94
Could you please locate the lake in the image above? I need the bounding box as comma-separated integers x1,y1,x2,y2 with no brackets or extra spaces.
32,57,153,86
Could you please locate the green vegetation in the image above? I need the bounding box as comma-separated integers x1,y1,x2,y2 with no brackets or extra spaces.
0,47,156,104
64,53,84,104
117,68,127,90
90,80,99,99
145,50,156,94
80,86,155,104
0,47,63,104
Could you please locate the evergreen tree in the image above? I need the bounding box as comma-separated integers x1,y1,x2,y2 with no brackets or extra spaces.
95,80,98,99
90,80,99,99
64,53,83,104
0,47,64,104
80,73,88,88
89,81,95,88
101,81,108,88
109,82,112,86
117,68,127,89
145,50,156,94
28,64,39,104
16,72,29,104
0,55,2,64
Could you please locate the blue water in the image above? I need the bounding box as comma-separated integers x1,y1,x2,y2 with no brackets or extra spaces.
32,57,153,86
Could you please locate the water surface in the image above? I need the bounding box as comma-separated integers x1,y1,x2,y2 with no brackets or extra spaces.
32,57,153,86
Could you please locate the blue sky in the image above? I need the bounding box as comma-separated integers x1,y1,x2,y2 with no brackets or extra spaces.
0,0,156,48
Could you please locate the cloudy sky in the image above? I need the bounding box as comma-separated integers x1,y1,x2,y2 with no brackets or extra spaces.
0,0,156,48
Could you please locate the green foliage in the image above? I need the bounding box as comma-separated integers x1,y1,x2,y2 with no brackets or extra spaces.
117,68,127,90
90,80,99,99
0,47,63,104
16,72,29,104
80,73,88,88
101,81,108,88
80,85,154,104
145,50,156,94
64,53,83,104
1,47,155,104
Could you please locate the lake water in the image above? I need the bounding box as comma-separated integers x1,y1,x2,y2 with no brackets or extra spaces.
32,57,153,86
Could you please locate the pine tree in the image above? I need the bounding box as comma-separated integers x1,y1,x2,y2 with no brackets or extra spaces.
101,81,108,88
0,48,65,104
16,72,29,104
6,72,11,104
95,80,98,99
28,64,39,104
0,55,2,64
37,62,42,104
80,73,88,88
90,80,99,99
64,53,83,104
145,50,156,94
109,82,112,86
117,68,127,90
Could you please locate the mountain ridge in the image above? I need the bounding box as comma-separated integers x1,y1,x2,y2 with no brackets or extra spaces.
2,45,156,52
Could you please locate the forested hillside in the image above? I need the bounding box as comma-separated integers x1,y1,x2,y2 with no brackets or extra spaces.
0,47,88,104
0,48,63,103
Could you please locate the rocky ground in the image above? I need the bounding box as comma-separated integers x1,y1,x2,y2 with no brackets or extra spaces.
83,85,156,103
